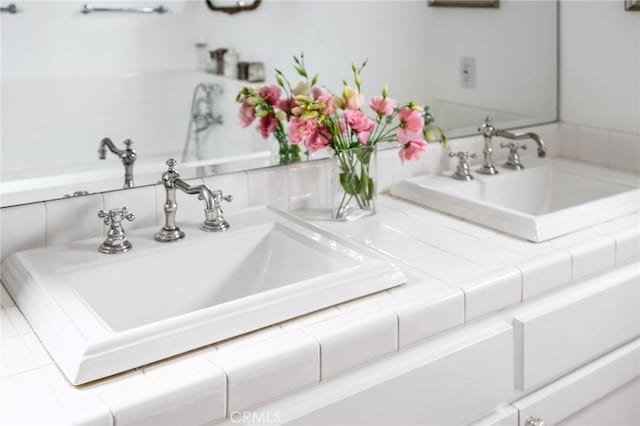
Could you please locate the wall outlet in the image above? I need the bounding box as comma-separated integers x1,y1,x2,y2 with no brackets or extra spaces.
460,56,476,89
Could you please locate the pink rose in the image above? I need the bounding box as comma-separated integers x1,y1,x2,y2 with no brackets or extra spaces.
397,107,424,143
370,96,395,117
239,102,255,128
307,126,331,153
288,116,318,145
259,84,282,106
257,113,278,139
344,109,375,144
398,138,427,163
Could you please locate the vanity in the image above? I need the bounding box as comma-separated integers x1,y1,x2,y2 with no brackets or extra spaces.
1,0,639,425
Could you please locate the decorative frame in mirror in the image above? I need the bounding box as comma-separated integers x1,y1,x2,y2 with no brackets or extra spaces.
206,0,261,14
429,0,499,8
625,0,640,11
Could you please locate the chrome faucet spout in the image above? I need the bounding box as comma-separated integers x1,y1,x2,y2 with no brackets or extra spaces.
98,138,137,188
155,159,232,242
495,130,546,158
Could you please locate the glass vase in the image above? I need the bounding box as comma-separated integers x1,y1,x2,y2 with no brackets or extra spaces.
331,145,377,221
273,129,302,166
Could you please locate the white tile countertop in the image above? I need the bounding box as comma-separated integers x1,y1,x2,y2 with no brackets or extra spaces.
1,195,638,425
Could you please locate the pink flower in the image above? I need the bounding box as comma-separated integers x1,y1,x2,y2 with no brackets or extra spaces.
288,116,318,145
312,86,327,100
307,126,331,153
239,102,256,128
317,93,335,115
343,86,364,110
276,97,296,114
369,96,395,116
344,110,376,144
397,107,424,143
259,84,282,106
257,113,278,139
398,138,427,163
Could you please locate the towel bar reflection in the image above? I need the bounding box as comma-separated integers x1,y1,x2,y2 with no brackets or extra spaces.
1,3,20,13
81,4,168,14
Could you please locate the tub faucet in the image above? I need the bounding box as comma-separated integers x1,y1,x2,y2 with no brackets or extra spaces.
98,138,137,188
478,117,546,174
154,159,232,243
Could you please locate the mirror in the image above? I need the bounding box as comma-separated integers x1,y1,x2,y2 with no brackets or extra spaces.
0,0,557,207
205,0,261,14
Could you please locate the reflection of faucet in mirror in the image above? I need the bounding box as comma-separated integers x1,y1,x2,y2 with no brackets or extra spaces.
478,116,546,174
181,83,224,163
98,138,136,188
155,159,232,243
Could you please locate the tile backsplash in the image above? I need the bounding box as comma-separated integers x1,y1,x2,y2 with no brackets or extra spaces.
0,121,614,264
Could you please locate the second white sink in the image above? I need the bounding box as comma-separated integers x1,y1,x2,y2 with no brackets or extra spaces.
2,206,406,384
392,158,639,242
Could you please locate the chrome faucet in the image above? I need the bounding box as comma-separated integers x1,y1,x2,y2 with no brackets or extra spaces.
98,138,137,188
478,117,546,174
154,159,232,243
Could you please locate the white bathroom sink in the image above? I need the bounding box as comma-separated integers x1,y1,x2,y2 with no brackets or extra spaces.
1,206,406,384
392,158,639,242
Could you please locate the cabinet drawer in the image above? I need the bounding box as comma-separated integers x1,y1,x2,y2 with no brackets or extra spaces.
513,339,640,426
271,320,515,426
514,263,640,390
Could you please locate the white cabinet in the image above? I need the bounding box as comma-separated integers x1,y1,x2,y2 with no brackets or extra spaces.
514,263,640,390
513,339,640,426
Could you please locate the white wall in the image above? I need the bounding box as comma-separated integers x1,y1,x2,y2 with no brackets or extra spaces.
560,0,640,135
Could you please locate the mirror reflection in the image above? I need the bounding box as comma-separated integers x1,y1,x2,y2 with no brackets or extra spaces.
0,0,557,207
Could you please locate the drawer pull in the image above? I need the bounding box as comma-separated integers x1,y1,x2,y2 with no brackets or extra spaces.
525,417,545,426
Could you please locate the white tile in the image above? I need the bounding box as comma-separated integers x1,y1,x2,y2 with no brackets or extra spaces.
484,232,555,257
5,306,31,335
518,250,573,300
212,331,319,413
593,217,640,266
247,166,289,209
1,335,38,378
1,309,17,338
608,131,640,173
576,126,609,167
202,171,249,213
46,194,104,246
40,364,144,405
386,285,464,348
559,122,578,159
303,306,397,380
101,357,227,426
1,285,15,308
54,398,114,426
556,234,616,280
411,223,482,253
440,219,497,239
102,185,157,231
336,291,393,312
280,307,341,330
0,370,60,416
459,267,522,321
409,249,484,284
21,333,53,367
377,148,396,193
216,326,284,353
440,239,525,269
0,202,46,261
288,160,329,212
369,231,439,262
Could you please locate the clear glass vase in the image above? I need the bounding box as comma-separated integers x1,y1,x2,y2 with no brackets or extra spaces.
273,127,302,166
331,145,377,221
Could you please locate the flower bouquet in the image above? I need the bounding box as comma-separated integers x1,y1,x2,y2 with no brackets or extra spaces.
238,54,446,220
